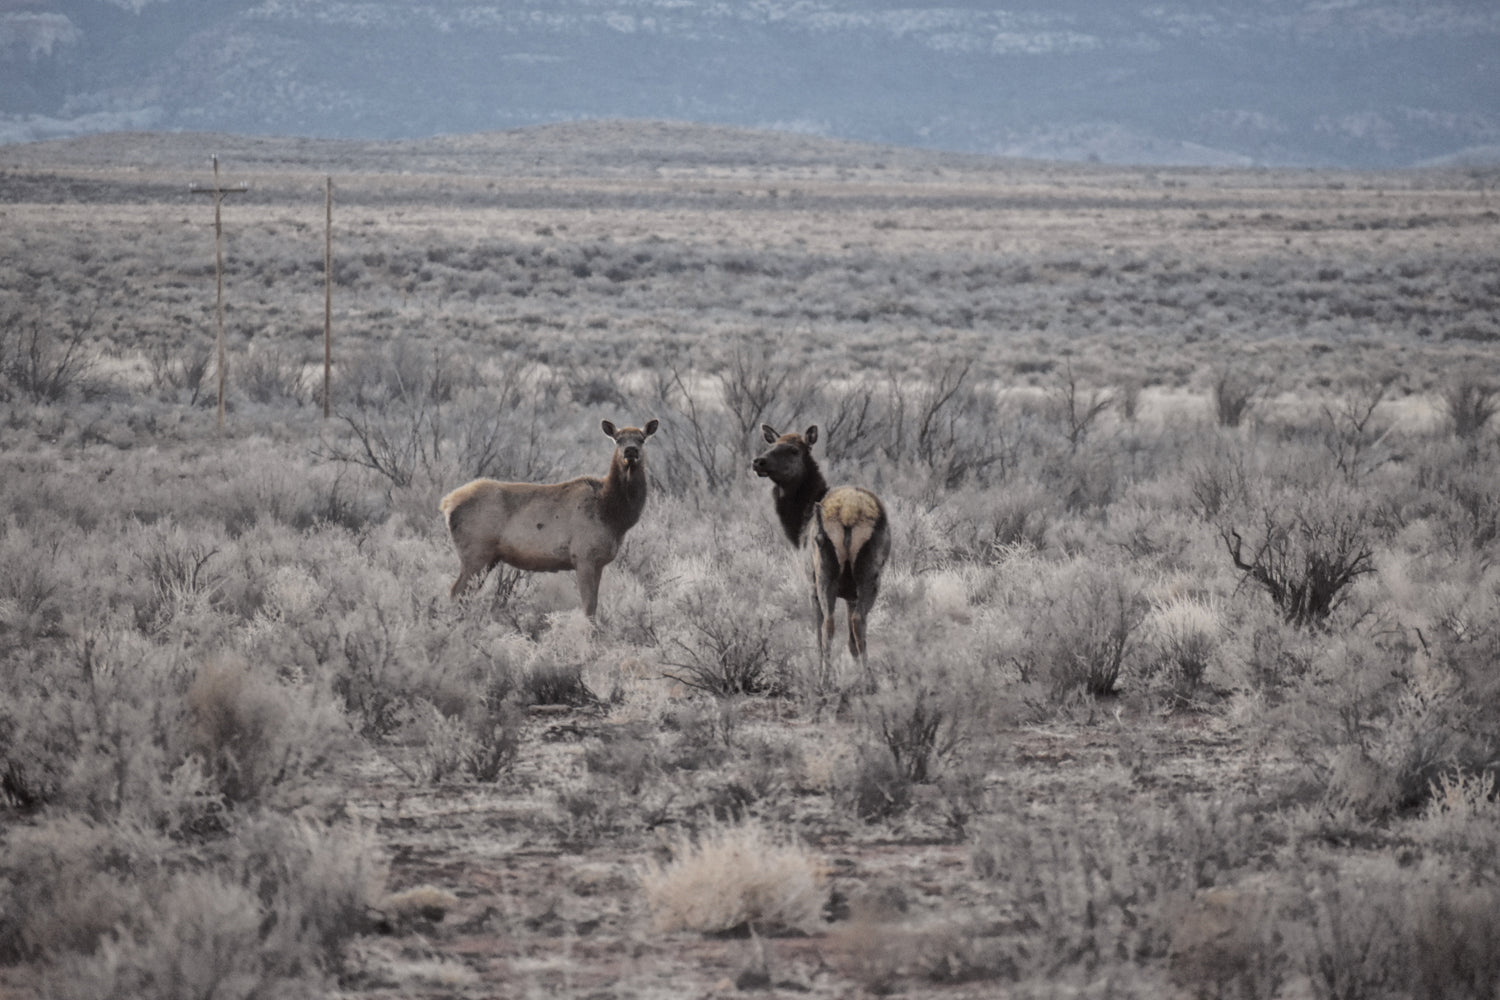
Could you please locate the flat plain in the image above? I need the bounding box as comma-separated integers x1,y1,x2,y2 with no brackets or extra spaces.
1,123,1498,999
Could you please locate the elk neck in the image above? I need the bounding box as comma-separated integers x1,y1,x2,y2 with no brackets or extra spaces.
600,452,649,533
772,461,829,546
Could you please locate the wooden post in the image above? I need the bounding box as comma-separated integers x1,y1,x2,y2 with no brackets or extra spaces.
190,156,248,432
323,176,333,420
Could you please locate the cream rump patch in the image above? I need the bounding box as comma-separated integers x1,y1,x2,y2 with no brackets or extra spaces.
819,486,881,527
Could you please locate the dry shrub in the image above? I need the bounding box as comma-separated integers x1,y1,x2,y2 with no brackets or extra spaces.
640,820,825,936
840,744,913,823
0,528,65,650
334,592,428,737
660,568,797,698
229,813,387,976
1019,562,1149,699
1187,439,1252,520
238,345,313,406
515,612,600,706
52,872,270,1000
519,657,596,707
1440,375,1499,440
971,810,1175,979
1051,361,1113,452
837,624,996,821
147,341,213,406
38,814,384,1000
941,483,1054,559
1428,460,1500,555
1295,874,1405,1000
321,346,556,491
833,917,1018,994
1280,631,1491,819
0,816,162,963
1219,484,1376,629
404,701,474,785
1318,376,1394,482
1143,595,1224,700
404,696,522,784
972,794,1283,991
186,657,347,805
381,885,461,927
0,680,71,810
1403,880,1500,1000
0,302,103,403
1416,770,1500,870
1184,863,1500,1000
1210,369,1266,428
856,671,969,786
1165,880,1284,1000
20,633,220,831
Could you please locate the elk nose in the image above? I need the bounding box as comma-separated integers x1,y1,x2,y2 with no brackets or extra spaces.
624,446,640,461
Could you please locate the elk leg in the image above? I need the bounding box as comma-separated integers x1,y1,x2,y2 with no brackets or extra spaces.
576,561,605,620
451,548,505,600
819,606,838,672
812,540,841,679
450,561,485,599
847,606,864,661
848,571,881,662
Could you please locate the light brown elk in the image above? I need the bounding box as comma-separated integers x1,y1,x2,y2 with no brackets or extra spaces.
753,424,890,672
439,418,658,618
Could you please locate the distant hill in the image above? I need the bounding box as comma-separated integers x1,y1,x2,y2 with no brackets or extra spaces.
2,0,1497,167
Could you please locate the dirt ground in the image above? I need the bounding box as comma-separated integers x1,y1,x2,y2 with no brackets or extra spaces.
336,701,1287,999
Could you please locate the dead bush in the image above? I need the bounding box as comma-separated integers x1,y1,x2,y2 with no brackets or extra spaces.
1051,361,1112,452
186,657,347,806
1404,880,1500,999
856,673,968,786
320,346,555,489
42,814,385,999
0,302,103,403
662,582,795,698
52,872,269,1000
840,744,914,822
1019,564,1149,699
1318,376,1394,481
1220,488,1375,629
238,345,313,406
0,816,162,963
147,341,213,406
640,820,825,936
1296,874,1405,1000
970,808,1176,980
1142,596,1224,701
229,813,387,976
1210,369,1266,428
718,340,817,460
1440,376,1499,440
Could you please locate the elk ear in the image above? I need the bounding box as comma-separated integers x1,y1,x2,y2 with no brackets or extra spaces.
601,420,618,438
761,424,779,443
805,425,819,446
644,418,659,437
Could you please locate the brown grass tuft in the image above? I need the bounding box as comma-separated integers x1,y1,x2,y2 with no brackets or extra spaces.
640,821,825,936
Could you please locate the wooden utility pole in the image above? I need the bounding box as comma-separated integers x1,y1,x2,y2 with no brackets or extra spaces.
190,156,248,431
323,176,333,419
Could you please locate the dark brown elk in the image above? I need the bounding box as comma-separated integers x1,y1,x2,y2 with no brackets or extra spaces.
753,423,890,672
439,419,658,618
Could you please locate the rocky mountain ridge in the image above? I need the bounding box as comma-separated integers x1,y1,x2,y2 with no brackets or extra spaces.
2,0,1497,167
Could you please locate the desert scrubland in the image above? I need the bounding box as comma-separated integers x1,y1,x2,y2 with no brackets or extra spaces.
1,122,1498,999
